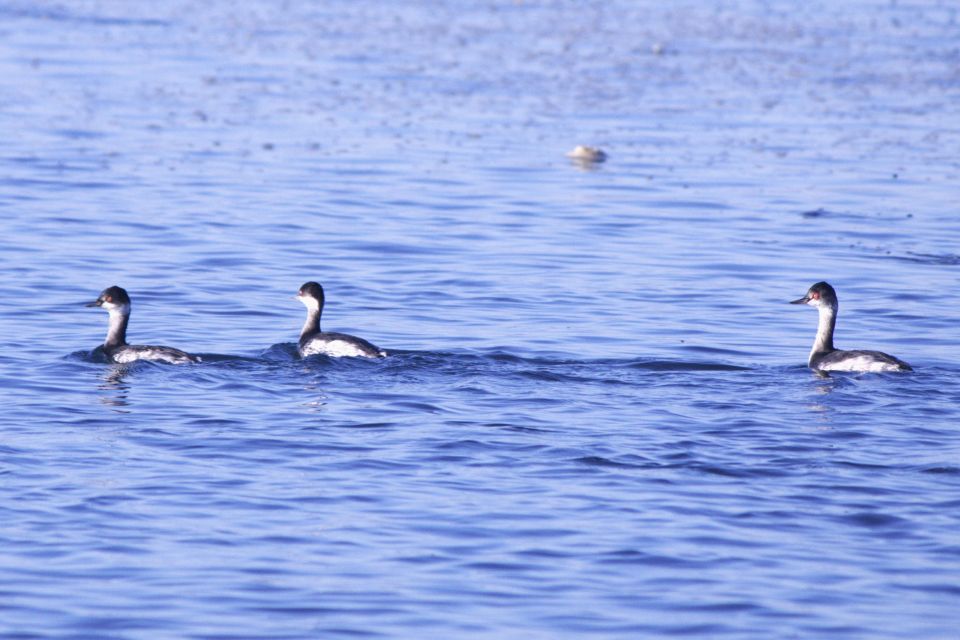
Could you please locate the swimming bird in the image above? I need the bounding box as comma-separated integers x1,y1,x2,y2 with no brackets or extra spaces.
295,281,386,358
86,286,200,364
790,281,911,372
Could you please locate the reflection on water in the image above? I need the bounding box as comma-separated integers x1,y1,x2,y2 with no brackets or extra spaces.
98,365,132,410
300,381,328,412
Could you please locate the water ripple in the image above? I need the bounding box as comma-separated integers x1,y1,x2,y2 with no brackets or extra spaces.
0,1,958,638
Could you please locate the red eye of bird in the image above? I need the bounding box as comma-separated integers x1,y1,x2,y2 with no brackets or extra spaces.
105,296,112,303
811,292,820,300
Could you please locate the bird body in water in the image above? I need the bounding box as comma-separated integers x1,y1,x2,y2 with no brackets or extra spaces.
87,286,200,364
295,281,386,359
790,281,911,373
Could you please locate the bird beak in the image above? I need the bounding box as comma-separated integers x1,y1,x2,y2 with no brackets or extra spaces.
85,299,102,308
789,295,810,305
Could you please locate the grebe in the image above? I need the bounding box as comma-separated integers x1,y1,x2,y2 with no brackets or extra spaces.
790,281,911,373
86,286,200,364
295,281,386,358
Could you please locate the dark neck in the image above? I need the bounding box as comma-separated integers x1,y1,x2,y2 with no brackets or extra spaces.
105,310,129,349
300,307,321,342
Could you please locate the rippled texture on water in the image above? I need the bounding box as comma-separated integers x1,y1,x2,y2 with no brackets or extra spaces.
2,1,959,638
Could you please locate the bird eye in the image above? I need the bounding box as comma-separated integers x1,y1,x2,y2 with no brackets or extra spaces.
105,296,112,303
811,292,820,300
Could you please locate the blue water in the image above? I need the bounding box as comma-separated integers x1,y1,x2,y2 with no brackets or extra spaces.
2,1,960,637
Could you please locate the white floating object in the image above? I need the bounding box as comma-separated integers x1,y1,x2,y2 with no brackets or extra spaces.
566,145,607,163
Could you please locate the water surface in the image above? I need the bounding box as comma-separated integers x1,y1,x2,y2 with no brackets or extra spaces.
1,1,959,638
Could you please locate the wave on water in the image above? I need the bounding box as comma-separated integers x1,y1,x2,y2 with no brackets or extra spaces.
897,251,960,266
68,345,755,374
67,347,955,382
